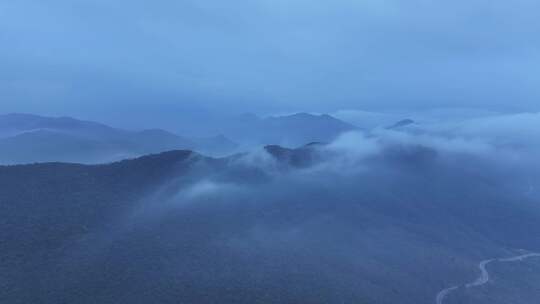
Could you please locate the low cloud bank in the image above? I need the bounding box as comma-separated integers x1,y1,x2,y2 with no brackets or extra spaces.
29,111,540,304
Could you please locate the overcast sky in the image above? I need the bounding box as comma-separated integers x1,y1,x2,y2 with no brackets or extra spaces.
1,0,539,129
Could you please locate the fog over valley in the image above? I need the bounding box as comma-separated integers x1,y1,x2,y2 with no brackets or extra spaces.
1,110,540,303
2,0,540,303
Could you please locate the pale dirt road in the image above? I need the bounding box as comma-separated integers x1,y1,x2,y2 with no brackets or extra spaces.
435,251,540,304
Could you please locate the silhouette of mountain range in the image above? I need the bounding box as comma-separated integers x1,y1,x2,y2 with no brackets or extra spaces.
222,112,358,146
0,112,358,164
2,143,539,304
0,113,237,164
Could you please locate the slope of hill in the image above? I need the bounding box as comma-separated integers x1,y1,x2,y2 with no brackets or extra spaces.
2,142,539,304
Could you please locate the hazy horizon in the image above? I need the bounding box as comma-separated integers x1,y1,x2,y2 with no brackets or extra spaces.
2,0,539,131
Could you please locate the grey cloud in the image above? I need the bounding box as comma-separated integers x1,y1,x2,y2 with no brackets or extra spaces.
2,0,540,126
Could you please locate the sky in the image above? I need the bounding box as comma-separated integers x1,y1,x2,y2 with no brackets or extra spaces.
1,0,539,129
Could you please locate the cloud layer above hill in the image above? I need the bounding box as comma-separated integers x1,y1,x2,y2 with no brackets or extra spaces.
2,0,539,129
3,110,540,304
128,113,540,303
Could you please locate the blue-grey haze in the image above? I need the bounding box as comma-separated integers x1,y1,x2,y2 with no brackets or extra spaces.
1,0,539,130
2,3,540,303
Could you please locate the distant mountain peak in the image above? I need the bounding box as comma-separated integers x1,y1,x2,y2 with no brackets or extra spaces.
0,112,114,132
0,113,238,164
387,119,416,130
287,112,316,118
270,112,336,120
264,143,322,168
221,112,358,147
303,141,325,147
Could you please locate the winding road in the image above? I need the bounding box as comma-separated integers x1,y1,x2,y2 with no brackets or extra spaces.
435,251,540,304
465,259,496,288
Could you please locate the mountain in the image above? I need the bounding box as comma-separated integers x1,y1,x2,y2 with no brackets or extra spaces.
2,143,539,304
0,112,356,164
264,142,324,168
222,112,358,147
0,113,112,132
386,118,416,130
0,129,131,164
0,114,238,164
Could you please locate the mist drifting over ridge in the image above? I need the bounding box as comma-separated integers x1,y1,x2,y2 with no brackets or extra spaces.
2,0,540,302
2,110,540,303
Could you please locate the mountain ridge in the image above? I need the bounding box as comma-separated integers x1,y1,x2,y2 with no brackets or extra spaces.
0,113,238,164
0,112,358,164
2,137,540,304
